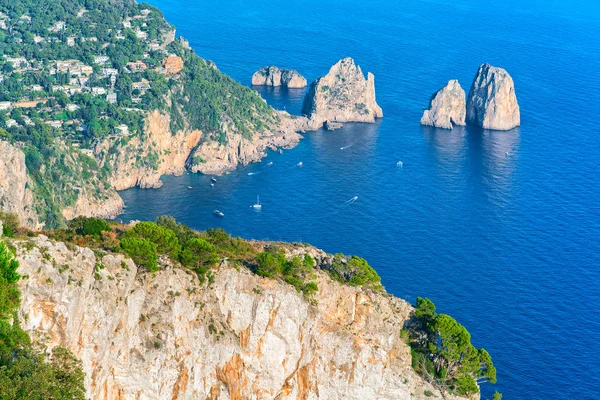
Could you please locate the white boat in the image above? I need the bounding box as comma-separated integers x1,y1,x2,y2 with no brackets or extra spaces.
211,177,217,183
214,209,224,217
210,183,215,187
252,195,262,210
267,162,273,166
187,186,193,189
297,161,303,167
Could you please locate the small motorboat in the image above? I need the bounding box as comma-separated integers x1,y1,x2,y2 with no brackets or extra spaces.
297,162,303,167
210,183,215,187
214,209,224,217
267,162,273,166
252,195,262,210
187,186,193,189
211,177,217,183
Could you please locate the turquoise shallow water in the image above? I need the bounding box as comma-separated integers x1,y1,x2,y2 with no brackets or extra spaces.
121,0,600,397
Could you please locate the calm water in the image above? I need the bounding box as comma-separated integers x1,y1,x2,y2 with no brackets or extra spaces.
122,0,600,398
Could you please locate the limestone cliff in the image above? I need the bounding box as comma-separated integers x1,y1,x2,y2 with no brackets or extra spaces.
98,110,203,190
13,236,469,400
252,66,307,89
0,141,39,229
466,64,520,130
302,58,383,129
420,80,466,129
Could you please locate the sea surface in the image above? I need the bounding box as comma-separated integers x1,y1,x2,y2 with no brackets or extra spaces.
121,0,600,398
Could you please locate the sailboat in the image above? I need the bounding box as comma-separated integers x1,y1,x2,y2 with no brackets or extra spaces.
252,195,262,210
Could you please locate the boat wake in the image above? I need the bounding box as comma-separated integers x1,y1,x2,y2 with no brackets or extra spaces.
340,143,354,150
247,172,261,176
344,195,359,205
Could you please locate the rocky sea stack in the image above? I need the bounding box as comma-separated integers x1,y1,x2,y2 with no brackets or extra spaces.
420,80,466,129
466,63,520,130
302,57,383,129
251,66,307,88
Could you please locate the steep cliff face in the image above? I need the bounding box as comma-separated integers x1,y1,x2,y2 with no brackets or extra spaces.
252,66,307,89
420,80,466,129
302,58,383,129
466,64,520,130
0,141,39,229
14,236,466,400
98,110,203,190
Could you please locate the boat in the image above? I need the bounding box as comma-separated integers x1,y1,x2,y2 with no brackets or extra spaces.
267,162,273,166
210,183,215,187
297,162,303,167
214,209,224,217
396,161,403,167
252,195,262,210
187,186,193,189
211,177,217,183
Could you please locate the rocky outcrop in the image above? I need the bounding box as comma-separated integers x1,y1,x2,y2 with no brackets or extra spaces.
252,66,307,88
13,236,468,400
302,58,383,129
61,191,124,221
466,63,520,130
420,80,466,129
189,111,307,175
0,141,39,229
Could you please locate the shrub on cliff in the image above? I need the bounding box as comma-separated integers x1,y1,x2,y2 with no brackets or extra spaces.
178,238,219,279
0,240,86,399
0,212,20,238
124,222,180,259
119,237,158,272
407,297,497,396
68,216,111,237
325,254,381,288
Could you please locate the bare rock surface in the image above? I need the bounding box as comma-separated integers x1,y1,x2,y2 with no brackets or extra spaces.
12,236,471,400
420,80,466,129
252,66,307,88
466,63,520,130
302,58,383,129
0,141,39,229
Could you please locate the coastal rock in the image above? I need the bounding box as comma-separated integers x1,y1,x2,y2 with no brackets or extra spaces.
302,57,383,128
189,111,308,175
14,236,466,400
420,80,466,129
252,66,307,88
466,63,520,130
0,140,39,229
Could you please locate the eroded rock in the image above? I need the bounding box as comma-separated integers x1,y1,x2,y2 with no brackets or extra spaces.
252,66,307,88
420,80,466,129
302,58,383,129
466,63,520,130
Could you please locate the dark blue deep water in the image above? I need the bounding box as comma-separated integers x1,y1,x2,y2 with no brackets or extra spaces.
122,1,600,398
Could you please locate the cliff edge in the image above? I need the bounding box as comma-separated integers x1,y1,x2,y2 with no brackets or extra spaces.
14,236,467,400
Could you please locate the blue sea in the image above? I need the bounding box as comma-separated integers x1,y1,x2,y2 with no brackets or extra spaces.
122,0,600,398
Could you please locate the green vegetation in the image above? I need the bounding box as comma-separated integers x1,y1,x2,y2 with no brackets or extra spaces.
324,254,381,288
404,297,497,396
0,239,86,399
0,212,19,237
47,216,389,297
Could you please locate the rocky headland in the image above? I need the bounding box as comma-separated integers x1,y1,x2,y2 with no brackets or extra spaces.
11,234,472,400
302,57,383,129
466,63,520,130
422,64,520,131
252,66,307,88
420,80,466,129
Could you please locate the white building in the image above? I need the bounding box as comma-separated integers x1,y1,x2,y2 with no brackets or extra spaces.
94,55,109,65
91,87,107,96
106,92,117,104
0,101,12,110
66,104,80,112
102,68,118,77
114,124,129,136
5,119,18,128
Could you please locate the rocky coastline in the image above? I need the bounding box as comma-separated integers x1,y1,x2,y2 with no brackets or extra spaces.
252,66,307,88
